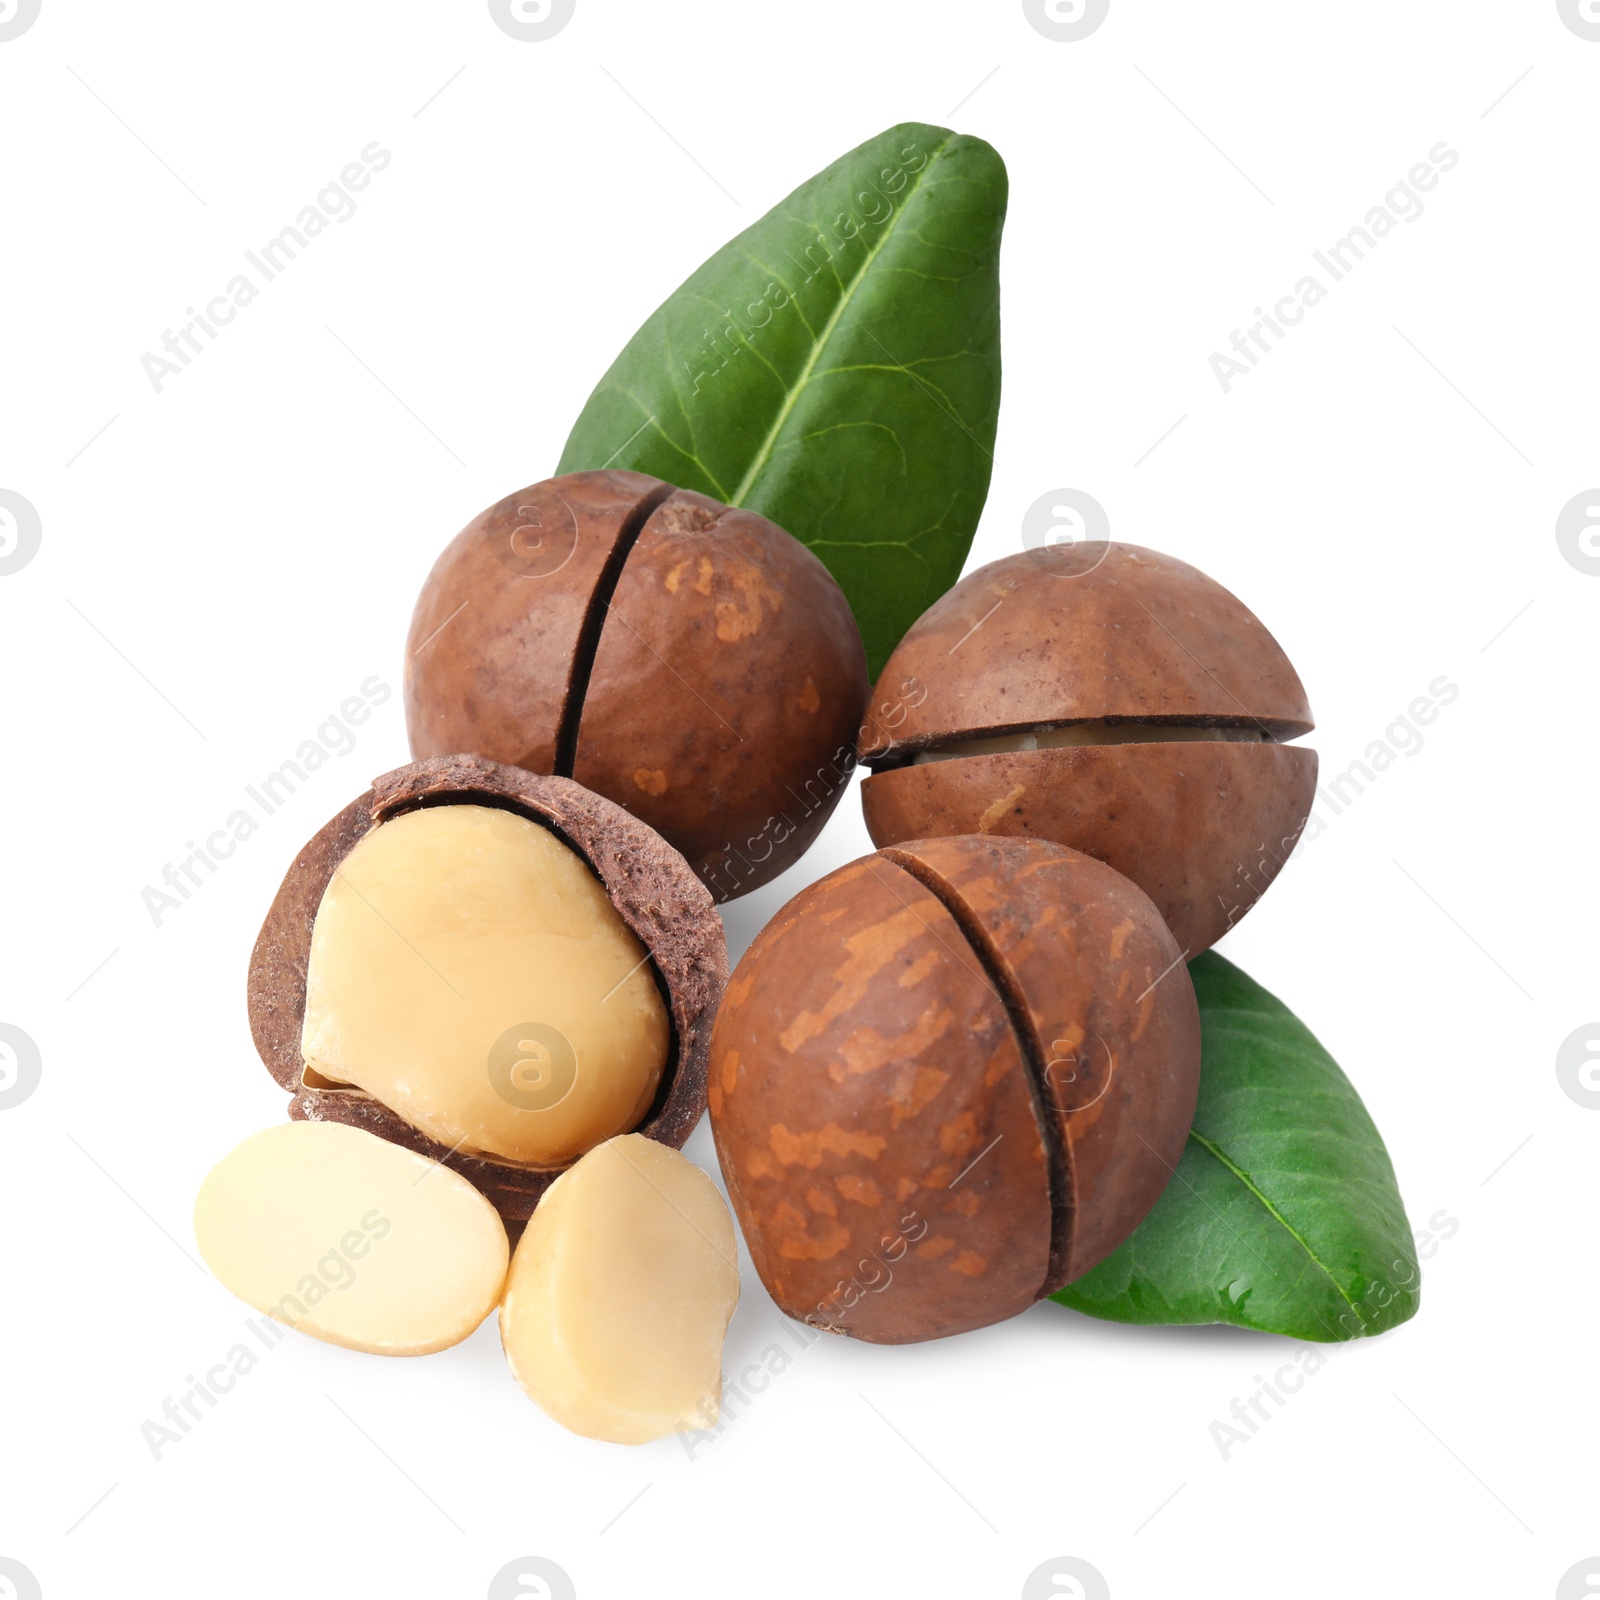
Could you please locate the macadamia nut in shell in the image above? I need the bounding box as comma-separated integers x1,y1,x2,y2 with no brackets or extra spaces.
858,543,1318,954
248,756,728,1220
300,803,669,1167
709,834,1201,1343
405,470,870,900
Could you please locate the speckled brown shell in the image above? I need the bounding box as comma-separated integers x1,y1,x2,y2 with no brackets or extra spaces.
405,471,869,901
857,543,1317,954
708,834,1201,1344
247,755,728,1221
862,742,1318,956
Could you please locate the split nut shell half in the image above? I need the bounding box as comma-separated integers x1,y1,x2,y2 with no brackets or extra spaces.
858,543,1318,954
708,833,1202,1344
248,755,728,1220
405,470,870,901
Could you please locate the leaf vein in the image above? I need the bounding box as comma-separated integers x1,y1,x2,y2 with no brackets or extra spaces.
726,132,956,507
1187,1127,1367,1332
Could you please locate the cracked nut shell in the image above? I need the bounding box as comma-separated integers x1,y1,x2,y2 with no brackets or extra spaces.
247,755,728,1221
708,833,1201,1343
405,469,870,901
857,543,1319,954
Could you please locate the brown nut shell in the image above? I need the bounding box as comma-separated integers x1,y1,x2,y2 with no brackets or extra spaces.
247,754,728,1220
857,543,1316,953
859,543,1313,755
405,471,667,776
708,834,1200,1343
573,487,867,901
887,836,1201,1283
863,741,1319,957
405,471,869,899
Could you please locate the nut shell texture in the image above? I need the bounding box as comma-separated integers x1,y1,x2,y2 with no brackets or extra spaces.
858,544,1317,953
890,835,1200,1284
859,543,1312,756
574,489,866,900
407,472,660,775
248,755,727,1220
405,471,869,897
863,741,1318,956
709,835,1200,1342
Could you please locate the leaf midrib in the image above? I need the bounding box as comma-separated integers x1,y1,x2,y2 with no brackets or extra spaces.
1186,1125,1368,1333
728,132,955,508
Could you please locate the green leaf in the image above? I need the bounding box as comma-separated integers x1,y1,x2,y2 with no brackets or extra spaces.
1052,952,1420,1341
557,122,1006,680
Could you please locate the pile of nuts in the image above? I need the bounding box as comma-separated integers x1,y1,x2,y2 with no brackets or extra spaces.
197,472,1316,1441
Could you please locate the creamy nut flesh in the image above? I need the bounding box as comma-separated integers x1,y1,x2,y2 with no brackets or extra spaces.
912,720,1272,763
193,1122,509,1355
499,1134,740,1443
300,804,669,1167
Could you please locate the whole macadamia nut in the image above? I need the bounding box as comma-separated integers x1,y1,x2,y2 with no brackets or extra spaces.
248,755,727,1220
857,543,1318,954
405,470,870,901
708,833,1201,1343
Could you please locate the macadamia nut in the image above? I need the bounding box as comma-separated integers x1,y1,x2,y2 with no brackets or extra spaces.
404,471,870,900
499,1134,740,1443
859,544,1318,953
300,803,669,1167
709,836,1202,1343
194,1122,509,1356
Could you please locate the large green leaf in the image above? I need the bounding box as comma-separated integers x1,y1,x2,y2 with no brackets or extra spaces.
1053,952,1419,1341
557,122,1005,679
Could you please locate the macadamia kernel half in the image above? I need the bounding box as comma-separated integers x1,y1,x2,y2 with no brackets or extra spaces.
499,1134,740,1444
300,803,670,1167
193,1122,509,1356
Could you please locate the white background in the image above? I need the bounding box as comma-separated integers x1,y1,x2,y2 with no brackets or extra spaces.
2,3,1595,1597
